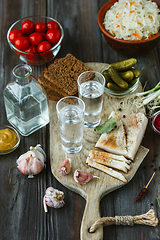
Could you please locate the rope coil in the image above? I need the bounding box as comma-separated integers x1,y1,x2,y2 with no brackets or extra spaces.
89,209,158,233
115,215,134,226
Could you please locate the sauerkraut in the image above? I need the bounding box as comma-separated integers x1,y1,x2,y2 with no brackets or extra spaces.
103,0,160,40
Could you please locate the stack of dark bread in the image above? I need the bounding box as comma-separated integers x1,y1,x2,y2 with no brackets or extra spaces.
38,53,92,101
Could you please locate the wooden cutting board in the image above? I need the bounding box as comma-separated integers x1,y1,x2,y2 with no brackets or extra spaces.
49,63,149,240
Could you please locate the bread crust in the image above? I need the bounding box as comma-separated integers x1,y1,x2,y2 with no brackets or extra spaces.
38,53,92,100
38,70,68,97
43,86,64,101
44,53,92,95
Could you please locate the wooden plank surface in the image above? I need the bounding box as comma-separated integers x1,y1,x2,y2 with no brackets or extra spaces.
0,0,160,240
49,63,150,240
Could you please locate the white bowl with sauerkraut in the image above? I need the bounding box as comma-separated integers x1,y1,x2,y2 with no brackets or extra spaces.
97,0,160,55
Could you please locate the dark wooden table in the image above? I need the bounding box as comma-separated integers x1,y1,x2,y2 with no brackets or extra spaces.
0,0,160,239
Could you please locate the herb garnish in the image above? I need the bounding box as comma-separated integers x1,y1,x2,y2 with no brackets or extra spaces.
95,117,117,134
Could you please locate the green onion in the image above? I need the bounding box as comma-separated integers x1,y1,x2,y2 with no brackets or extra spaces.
136,82,160,105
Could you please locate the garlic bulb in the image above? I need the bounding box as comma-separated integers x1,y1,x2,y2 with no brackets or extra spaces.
43,187,65,212
16,144,46,178
58,158,71,175
74,169,99,184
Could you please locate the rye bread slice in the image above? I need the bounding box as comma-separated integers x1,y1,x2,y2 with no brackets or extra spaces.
44,53,92,95
43,86,64,102
38,70,67,97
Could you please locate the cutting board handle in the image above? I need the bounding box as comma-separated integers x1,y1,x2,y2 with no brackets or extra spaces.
80,193,103,240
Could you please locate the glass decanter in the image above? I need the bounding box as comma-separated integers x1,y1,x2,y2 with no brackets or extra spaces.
4,64,49,136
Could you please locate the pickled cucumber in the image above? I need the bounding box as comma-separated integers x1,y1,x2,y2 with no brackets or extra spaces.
131,69,140,78
101,70,112,86
119,70,134,82
108,66,128,89
110,58,137,71
107,82,124,91
128,78,137,88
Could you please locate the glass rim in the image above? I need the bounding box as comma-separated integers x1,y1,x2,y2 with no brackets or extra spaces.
56,96,85,115
152,111,160,134
77,70,106,87
12,64,32,78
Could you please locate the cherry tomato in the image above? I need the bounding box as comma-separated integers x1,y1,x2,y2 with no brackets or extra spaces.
37,41,52,52
9,29,23,44
46,29,61,45
21,20,35,35
29,32,43,46
15,36,30,51
47,20,59,30
25,45,37,53
35,22,47,33
40,32,46,41
25,45,38,62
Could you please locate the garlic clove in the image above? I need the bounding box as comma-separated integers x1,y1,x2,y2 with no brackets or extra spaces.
58,158,71,175
74,169,99,184
44,187,65,212
30,144,46,164
29,157,44,175
17,155,31,175
34,144,46,161
16,144,46,177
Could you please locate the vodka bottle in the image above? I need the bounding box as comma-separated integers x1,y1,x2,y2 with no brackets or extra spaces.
4,64,49,136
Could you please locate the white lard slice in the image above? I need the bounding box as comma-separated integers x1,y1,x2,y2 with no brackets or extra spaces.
88,150,130,173
86,157,127,183
108,111,148,160
111,111,148,160
95,116,128,157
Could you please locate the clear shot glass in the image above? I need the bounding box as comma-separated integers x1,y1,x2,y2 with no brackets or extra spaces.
77,71,105,128
56,96,85,154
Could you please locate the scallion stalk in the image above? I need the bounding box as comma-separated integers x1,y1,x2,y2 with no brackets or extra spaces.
136,82,160,97
135,82,160,105
143,89,160,105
